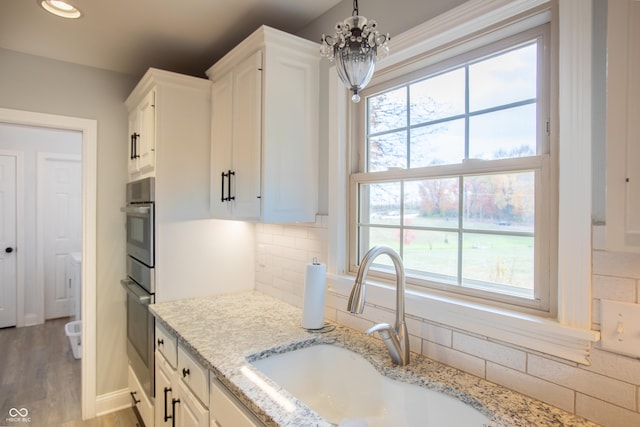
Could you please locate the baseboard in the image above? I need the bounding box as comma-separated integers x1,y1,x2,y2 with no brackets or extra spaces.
95,388,132,417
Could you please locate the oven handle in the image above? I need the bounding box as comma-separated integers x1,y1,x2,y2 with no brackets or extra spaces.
120,206,151,214
120,279,152,305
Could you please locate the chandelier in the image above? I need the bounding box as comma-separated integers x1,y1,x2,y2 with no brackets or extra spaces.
320,0,390,103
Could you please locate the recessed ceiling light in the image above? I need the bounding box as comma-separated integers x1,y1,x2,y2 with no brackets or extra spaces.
39,0,82,19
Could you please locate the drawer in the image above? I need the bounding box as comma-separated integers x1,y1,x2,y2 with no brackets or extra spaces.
210,376,263,427
156,322,178,368
128,365,154,427
178,345,209,407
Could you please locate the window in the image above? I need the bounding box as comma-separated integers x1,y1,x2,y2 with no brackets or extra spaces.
350,25,554,314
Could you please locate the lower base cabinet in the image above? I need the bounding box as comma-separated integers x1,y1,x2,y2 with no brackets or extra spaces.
153,323,265,427
128,365,154,427
156,351,210,427
210,377,264,427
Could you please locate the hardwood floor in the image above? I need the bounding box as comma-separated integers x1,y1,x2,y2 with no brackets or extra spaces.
0,318,139,427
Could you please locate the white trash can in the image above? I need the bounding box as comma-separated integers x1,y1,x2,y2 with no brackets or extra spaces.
65,320,82,359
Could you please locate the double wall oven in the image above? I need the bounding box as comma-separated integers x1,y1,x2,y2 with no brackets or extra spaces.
121,177,155,401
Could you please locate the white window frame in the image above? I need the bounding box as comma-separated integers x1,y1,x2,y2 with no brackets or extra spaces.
326,0,599,364
351,25,553,315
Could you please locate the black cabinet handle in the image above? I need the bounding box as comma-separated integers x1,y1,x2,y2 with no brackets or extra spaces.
163,386,172,422
132,133,140,159
157,338,164,347
182,367,190,378
130,391,140,405
171,398,180,427
5,247,13,254
221,171,226,202
228,170,235,201
130,134,136,160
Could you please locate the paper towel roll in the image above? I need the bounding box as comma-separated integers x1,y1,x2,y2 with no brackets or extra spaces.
302,261,326,329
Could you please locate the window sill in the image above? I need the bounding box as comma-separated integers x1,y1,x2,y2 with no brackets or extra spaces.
327,273,599,365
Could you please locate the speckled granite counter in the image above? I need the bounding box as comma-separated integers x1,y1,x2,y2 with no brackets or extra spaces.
149,291,598,427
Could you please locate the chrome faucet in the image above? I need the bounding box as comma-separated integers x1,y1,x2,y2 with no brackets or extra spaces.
348,245,410,365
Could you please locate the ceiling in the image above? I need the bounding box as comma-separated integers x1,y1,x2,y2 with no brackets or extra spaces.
0,0,343,78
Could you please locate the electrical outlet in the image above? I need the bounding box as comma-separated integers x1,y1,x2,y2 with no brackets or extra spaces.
600,299,640,358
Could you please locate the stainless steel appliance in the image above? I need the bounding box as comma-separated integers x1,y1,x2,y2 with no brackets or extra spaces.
121,177,155,402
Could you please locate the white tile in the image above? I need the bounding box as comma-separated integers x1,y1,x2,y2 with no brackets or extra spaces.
585,348,640,385
528,354,636,409
486,362,574,413
262,223,284,236
272,234,296,248
453,333,526,372
592,274,637,302
418,321,452,347
422,342,486,378
282,226,308,238
336,310,374,332
576,393,640,427
593,251,640,279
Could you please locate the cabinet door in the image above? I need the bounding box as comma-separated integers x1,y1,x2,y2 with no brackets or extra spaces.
137,89,156,175
176,379,209,427
606,0,640,251
231,50,263,220
156,353,176,427
211,72,234,220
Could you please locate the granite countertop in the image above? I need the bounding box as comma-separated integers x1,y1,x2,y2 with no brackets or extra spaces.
149,291,598,427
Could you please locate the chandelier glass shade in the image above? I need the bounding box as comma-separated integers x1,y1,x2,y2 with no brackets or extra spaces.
321,2,389,102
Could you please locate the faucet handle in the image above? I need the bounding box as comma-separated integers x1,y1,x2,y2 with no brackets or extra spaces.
366,323,404,365
366,323,395,338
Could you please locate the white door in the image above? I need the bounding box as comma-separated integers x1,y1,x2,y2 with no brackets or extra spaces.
41,154,81,320
0,155,17,328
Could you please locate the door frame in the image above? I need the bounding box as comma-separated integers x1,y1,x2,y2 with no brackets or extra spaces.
0,108,98,419
0,150,23,328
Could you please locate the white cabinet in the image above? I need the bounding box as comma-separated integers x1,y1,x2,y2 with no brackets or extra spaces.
125,68,212,222
210,376,264,427
606,0,640,252
155,324,210,427
128,88,156,179
207,26,319,223
129,364,154,427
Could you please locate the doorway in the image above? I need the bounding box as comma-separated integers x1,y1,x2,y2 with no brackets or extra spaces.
0,108,98,420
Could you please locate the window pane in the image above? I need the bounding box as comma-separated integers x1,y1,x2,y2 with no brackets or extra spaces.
404,230,459,280
469,43,537,112
368,131,407,171
461,233,534,296
463,172,535,233
368,87,407,134
405,179,459,228
410,120,465,167
357,226,401,268
410,68,466,124
469,103,537,160
359,182,401,226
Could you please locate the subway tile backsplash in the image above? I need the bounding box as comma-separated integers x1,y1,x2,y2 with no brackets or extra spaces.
255,220,640,427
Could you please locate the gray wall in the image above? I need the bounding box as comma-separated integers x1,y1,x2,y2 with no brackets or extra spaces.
0,47,138,395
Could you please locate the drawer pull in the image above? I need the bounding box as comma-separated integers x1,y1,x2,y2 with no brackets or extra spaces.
157,338,164,347
182,367,190,378
163,386,172,422
171,398,181,427
130,391,140,405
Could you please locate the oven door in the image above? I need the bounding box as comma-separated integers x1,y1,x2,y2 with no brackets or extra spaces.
123,203,154,267
122,279,155,399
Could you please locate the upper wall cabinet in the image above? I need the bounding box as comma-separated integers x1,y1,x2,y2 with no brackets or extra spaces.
206,26,319,223
606,0,640,252
126,68,212,221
